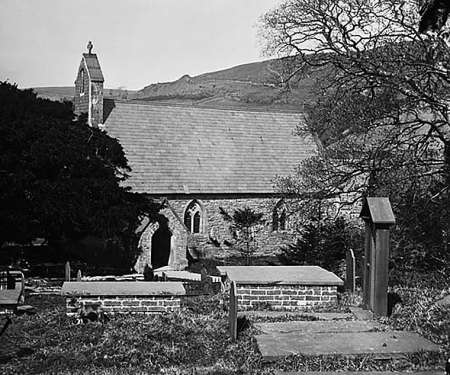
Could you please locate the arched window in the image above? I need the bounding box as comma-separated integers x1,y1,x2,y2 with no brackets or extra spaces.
273,200,288,231
184,200,203,234
80,69,85,94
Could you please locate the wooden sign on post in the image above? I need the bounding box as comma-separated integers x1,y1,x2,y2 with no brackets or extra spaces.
229,280,238,341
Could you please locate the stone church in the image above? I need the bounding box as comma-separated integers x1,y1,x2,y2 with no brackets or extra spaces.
73,47,318,272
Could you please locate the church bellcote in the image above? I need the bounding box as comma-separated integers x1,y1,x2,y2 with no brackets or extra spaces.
74,41,104,127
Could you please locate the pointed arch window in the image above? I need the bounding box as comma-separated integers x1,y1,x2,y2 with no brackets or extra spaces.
80,69,85,94
273,200,288,232
184,200,203,234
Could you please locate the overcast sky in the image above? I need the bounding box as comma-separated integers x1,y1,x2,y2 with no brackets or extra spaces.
0,0,280,90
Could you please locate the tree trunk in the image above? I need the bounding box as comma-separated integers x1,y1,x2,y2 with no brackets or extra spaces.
444,142,450,252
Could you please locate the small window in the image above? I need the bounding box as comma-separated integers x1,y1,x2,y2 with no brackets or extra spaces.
80,69,85,94
184,200,203,234
273,200,288,231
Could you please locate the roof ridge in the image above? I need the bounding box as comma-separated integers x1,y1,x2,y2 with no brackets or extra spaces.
112,99,305,115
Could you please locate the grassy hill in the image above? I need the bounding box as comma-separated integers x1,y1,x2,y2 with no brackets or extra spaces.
135,58,319,111
32,87,138,102
34,57,321,111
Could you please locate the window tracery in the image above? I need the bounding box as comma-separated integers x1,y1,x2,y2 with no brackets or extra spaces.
184,200,203,233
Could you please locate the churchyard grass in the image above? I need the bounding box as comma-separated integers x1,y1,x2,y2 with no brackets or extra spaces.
0,269,448,374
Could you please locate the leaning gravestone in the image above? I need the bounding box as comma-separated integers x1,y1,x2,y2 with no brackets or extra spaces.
229,281,238,341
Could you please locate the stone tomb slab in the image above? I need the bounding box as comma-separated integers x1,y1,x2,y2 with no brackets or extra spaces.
61,281,186,296
256,330,440,360
255,320,381,334
275,372,443,375
61,282,186,315
0,289,22,306
241,310,354,321
163,271,201,282
217,266,343,285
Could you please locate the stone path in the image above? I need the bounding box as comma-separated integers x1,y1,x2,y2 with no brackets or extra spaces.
251,310,441,362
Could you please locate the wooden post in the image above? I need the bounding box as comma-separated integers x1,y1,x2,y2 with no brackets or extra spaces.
229,281,238,341
65,261,71,282
76,269,82,281
360,197,395,317
346,248,356,293
373,228,390,316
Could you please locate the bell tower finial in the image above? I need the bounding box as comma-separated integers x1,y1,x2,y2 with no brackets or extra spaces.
87,41,93,54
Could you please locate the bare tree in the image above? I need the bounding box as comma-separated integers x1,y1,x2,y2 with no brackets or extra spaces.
260,0,450,266
261,0,449,197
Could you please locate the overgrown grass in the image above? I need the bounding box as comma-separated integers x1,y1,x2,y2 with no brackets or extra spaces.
0,294,262,374
386,270,450,357
1,270,449,374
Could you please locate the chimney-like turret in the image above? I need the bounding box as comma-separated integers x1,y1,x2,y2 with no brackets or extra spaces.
73,41,104,127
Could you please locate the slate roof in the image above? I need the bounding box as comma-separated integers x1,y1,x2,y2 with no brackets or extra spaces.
82,53,104,82
104,102,318,194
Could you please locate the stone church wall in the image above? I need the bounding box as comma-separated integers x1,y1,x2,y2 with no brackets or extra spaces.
136,196,299,272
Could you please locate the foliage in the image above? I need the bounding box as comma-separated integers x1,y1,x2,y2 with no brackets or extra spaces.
278,216,363,274
220,207,264,265
0,82,160,270
260,0,450,271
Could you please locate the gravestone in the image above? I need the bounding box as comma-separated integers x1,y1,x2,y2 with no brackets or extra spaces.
229,281,238,341
65,261,71,282
360,197,395,316
345,248,356,293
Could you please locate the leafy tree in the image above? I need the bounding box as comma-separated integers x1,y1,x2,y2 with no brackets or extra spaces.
0,82,160,270
260,0,450,269
220,207,264,265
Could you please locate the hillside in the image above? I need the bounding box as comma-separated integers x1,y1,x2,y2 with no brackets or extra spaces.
33,87,137,102
135,58,319,111
34,57,321,111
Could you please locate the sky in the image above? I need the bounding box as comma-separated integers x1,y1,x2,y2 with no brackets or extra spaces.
0,0,280,90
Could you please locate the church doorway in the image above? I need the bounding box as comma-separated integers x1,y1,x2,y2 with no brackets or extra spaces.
151,224,172,269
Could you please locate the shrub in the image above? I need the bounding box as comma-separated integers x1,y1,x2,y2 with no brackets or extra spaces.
278,217,363,274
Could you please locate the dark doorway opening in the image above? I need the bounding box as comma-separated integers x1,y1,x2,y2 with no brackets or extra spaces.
151,223,172,270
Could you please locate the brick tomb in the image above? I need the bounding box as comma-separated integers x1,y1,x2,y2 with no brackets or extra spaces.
217,266,343,311
61,281,185,315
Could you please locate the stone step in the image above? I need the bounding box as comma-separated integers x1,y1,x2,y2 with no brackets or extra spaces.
256,330,440,361
255,320,381,334
241,310,354,321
